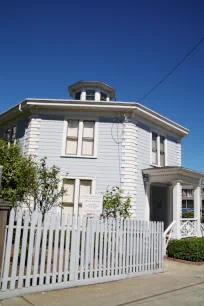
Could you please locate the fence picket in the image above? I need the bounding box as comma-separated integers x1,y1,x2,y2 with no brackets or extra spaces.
115,218,119,275
119,219,123,275
103,218,107,277
58,214,65,283
46,214,56,285
25,211,38,288
74,216,81,281
10,210,23,290
122,219,126,274
39,213,50,286
32,213,42,287
111,218,116,276
132,220,136,273
98,219,103,278
89,218,95,279
63,215,71,282
52,213,60,284
94,218,99,278
80,216,86,280
85,217,90,279
2,209,15,291
107,219,112,277
18,210,29,289
129,220,133,273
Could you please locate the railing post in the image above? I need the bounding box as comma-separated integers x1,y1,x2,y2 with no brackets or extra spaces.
0,199,12,278
172,181,181,239
194,185,201,237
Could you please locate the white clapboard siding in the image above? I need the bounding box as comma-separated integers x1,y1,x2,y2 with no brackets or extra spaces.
1,209,164,299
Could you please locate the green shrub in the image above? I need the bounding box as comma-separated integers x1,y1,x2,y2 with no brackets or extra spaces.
201,215,204,223
182,210,194,218
167,238,204,262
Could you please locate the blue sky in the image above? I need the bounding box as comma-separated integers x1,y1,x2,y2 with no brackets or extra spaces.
0,0,204,171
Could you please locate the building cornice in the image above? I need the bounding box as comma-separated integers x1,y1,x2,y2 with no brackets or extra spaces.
0,99,189,138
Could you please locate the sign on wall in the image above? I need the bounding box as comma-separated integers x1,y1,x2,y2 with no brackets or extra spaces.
82,194,103,217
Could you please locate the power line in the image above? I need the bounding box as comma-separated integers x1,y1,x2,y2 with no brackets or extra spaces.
125,35,204,114
138,35,204,102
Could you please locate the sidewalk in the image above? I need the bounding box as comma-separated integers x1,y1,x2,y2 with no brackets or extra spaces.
1,260,204,306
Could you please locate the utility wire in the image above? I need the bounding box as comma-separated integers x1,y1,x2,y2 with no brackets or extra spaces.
138,35,204,102
125,35,204,114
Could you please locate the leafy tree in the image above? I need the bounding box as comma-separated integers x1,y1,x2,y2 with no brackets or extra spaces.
0,140,36,205
102,186,131,218
27,157,66,218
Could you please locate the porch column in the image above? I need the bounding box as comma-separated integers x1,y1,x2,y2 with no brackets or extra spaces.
172,180,181,239
194,185,201,237
145,182,151,221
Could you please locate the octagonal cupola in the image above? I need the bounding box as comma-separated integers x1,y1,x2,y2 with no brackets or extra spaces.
68,81,115,101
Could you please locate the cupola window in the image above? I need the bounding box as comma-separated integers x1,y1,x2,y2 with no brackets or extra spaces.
75,91,81,100
86,90,95,100
100,92,107,101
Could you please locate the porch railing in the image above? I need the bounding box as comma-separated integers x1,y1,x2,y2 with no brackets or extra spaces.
163,221,175,255
180,218,197,238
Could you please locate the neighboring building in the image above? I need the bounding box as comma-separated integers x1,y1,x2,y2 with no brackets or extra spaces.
182,184,204,215
0,80,203,239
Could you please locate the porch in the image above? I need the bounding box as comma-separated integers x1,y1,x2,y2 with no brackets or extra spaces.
143,167,204,239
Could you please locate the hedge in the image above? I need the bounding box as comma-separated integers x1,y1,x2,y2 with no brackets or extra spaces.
167,237,204,262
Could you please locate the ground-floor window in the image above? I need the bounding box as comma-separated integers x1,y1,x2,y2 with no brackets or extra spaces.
62,177,94,217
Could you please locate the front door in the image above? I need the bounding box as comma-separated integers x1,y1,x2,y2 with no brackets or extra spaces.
150,185,168,229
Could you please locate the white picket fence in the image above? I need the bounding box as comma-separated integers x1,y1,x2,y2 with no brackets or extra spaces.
0,209,164,299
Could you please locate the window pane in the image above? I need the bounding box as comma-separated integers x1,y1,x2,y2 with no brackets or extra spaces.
67,120,79,137
152,133,157,150
187,200,194,209
5,129,11,142
160,136,165,152
63,179,75,216
11,126,17,142
82,139,94,156
160,152,165,167
75,91,81,100
66,139,78,155
83,121,95,138
101,92,107,101
152,151,157,164
79,180,92,204
182,200,186,209
86,90,95,100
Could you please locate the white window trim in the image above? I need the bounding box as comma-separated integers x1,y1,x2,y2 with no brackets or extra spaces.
150,130,168,167
61,118,99,158
61,176,96,216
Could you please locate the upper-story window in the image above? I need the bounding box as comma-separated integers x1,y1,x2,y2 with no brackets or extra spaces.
4,125,17,145
160,136,165,167
100,92,107,101
86,90,95,100
64,119,97,157
75,91,81,100
151,132,167,167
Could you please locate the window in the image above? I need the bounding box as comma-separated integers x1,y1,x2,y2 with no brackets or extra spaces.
66,120,79,155
82,121,95,156
4,125,17,145
75,91,81,100
64,119,97,157
151,132,166,166
63,178,93,217
11,126,17,143
160,136,165,167
152,132,157,165
100,92,107,101
86,90,95,100
62,179,75,216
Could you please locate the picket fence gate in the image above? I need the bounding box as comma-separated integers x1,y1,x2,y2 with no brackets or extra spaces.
0,209,164,299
